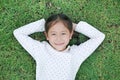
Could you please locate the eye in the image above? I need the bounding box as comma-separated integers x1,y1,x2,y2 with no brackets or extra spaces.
51,33,56,35
62,33,66,35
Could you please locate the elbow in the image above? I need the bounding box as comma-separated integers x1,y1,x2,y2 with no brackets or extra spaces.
100,33,105,41
13,29,19,37
102,33,105,40
13,29,17,36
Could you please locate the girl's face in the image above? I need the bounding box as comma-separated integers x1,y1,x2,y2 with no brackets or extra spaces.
45,21,73,51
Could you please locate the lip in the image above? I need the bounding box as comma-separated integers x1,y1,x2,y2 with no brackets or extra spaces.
54,43,64,45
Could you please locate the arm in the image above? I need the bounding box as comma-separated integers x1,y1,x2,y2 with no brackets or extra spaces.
13,19,45,60
72,21,105,63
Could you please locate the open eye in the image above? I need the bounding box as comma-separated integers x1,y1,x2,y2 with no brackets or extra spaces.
62,33,66,35
51,33,56,35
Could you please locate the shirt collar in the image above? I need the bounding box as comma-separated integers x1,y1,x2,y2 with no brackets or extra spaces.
46,42,70,54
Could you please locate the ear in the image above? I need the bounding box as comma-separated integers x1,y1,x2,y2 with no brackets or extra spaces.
70,31,73,39
44,32,49,40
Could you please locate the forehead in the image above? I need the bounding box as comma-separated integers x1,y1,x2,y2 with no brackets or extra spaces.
48,21,69,32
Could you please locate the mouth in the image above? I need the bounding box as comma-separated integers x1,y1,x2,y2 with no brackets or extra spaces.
54,43,64,46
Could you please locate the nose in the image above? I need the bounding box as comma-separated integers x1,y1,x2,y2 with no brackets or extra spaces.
56,35,62,41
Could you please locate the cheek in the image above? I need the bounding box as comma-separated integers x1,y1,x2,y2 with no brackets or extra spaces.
46,36,55,42
63,35,71,41
46,36,49,40
67,34,73,39
46,35,51,41
69,35,72,39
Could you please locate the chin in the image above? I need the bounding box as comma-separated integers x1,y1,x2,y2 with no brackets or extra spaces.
51,43,67,51
55,47,66,51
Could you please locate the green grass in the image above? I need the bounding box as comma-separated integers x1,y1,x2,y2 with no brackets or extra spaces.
0,0,120,80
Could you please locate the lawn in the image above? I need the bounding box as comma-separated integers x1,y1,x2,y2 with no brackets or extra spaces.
0,0,120,80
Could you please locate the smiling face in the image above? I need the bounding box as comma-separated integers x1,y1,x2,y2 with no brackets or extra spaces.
45,21,73,51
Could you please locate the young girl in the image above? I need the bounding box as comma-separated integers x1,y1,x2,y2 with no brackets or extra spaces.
13,14,105,80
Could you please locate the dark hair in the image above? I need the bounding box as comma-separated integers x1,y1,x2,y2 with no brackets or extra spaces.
45,13,81,45
45,13,73,33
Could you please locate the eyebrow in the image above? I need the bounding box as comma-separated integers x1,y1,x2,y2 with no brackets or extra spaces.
50,31,68,33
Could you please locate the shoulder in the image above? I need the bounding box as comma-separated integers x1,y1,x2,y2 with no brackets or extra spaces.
69,44,80,52
69,42,92,53
37,41,48,47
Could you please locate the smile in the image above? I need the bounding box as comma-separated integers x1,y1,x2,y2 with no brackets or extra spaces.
54,43,64,45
